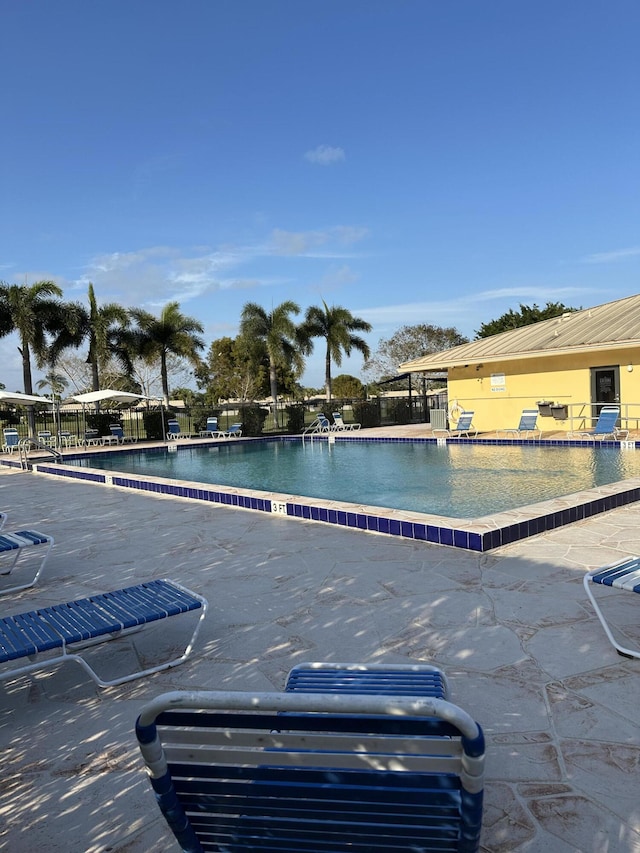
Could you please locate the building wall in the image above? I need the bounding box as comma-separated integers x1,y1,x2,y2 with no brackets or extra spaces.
445,345,640,432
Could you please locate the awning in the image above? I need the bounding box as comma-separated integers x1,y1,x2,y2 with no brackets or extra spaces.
0,390,52,406
72,390,150,404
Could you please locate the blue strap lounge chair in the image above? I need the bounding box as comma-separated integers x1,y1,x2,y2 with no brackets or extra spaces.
199,416,223,437
433,410,478,439
109,424,136,444
166,419,190,440
0,578,207,686
2,429,20,454
584,556,640,659
499,409,542,439
220,422,243,438
0,524,54,596
571,405,628,440
136,665,485,853
302,414,331,435
332,411,361,431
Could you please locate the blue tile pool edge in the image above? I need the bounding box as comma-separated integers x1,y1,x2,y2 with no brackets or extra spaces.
27,438,640,553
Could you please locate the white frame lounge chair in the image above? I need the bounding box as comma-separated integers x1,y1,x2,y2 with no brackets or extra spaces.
166,419,190,440
199,416,223,438
2,428,20,454
433,410,478,438
332,411,361,430
135,662,485,853
109,424,136,444
220,422,243,438
57,430,79,447
570,405,628,440
584,556,640,659
302,414,331,435
499,409,542,439
0,578,207,687
36,430,56,448
0,524,54,596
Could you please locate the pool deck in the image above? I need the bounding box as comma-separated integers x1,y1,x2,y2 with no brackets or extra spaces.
1,428,640,851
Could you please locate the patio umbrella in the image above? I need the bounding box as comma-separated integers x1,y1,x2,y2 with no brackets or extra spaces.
0,390,52,406
71,390,166,441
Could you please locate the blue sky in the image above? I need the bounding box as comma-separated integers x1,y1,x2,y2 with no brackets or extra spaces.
1,0,639,393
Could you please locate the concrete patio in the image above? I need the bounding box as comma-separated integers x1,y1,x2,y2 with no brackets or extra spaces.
1,455,639,852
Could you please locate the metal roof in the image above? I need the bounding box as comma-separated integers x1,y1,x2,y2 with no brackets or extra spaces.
400,294,640,372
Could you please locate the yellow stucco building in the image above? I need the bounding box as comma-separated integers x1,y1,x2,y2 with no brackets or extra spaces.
400,294,640,434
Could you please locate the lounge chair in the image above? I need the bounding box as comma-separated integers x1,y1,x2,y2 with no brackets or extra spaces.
0,578,207,686
332,411,361,430
109,424,136,444
433,410,478,438
498,409,542,439
2,428,20,454
57,430,79,447
166,419,189,440
36,430,56,448
82,428,101,446
199,416,223,438
220,422,243,438
584,556,640,659
302,414,331,436
570,405,629,440
0,523,54,596
135,661,485,853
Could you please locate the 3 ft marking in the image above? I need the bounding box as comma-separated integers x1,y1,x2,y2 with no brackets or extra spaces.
271,501,287,515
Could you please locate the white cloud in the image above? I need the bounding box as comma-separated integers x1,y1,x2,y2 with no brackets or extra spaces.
270,226,368,257
304,145,345,166
581,247,640,264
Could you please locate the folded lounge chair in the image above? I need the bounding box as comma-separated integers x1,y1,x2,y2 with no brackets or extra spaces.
584,556,640,659
570,405,628,441
433,410,478,439
0,521,54,596
136,661,485,853
332,411,361,431
499,409,542,439
0,578,207,687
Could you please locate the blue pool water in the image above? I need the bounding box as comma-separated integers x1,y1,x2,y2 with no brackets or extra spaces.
74,438,640,519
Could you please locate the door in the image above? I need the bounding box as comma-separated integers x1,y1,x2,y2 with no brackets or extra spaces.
590,366,620,418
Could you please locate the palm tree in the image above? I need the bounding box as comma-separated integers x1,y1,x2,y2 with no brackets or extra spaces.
36,370,69,397
85,283,133,393
302,300,372,400
0,280,85,434
239,301,308,426
129,302,205,406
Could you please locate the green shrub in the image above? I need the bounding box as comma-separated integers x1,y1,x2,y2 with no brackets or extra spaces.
285,404,306,434
239,405,268,437
352,401,381,428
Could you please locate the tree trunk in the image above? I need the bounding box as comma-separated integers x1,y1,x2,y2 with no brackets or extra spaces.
161,351,170,408
269,357,279,428
20,338,36,437
91,356,101,411
325,345,332,401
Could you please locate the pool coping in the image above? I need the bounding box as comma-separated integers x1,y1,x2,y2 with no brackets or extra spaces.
8,434,640,552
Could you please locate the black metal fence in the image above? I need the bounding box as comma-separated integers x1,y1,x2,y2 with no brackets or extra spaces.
0,394,443,442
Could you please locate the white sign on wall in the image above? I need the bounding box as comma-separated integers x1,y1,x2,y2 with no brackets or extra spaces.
490,373,506,392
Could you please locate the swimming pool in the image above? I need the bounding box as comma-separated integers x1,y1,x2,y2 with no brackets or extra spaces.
72,437,640,518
